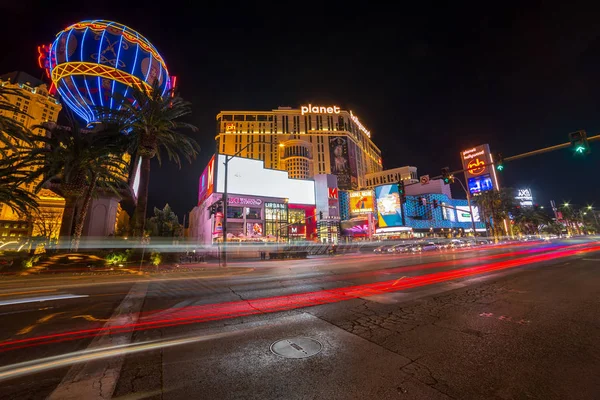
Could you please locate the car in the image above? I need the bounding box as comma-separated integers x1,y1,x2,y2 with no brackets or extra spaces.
416,242,439,252
390,244,412,253
373,245,392,254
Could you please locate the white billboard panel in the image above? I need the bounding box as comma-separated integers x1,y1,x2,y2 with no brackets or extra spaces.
216,155,315,205
456,205,481,222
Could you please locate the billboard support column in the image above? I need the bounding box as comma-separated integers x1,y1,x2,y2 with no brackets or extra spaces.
455,177,477,237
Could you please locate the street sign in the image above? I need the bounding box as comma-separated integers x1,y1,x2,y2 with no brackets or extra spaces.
420,175,430,185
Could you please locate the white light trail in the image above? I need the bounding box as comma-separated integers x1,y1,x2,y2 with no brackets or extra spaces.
0,294,89,307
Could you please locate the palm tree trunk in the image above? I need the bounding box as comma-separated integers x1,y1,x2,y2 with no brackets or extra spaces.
71,174,98,252
58,197,76,251
133,156,151,237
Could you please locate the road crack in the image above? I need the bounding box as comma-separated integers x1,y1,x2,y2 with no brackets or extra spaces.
229,287,264,313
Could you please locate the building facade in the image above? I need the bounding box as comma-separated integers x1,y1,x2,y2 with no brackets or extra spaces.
364,166,418,188
0,72,63,241
215,105,383,189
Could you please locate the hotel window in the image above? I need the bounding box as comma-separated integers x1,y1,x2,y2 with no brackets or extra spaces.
222,115,233,121
234,115,244,121
246,115,256,121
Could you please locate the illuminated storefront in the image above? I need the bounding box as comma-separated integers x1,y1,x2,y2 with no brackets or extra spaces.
189,154,317,245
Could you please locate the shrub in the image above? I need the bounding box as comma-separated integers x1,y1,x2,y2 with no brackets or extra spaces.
22,255,40,269
105,250,131,267
149,251,162,266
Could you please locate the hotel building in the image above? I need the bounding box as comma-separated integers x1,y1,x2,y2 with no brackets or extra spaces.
215,105,383,190
0,72,64,241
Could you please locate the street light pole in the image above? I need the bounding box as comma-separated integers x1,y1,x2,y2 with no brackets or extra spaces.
221,156,230,266
219,140,277,267
454,177,478,237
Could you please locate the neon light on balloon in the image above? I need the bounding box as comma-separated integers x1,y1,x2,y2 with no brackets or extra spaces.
44,19,172,125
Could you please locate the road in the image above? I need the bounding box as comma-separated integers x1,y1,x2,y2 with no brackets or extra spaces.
0,238,599,399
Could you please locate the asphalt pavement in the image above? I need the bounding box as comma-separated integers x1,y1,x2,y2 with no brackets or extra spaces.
0,238,599,399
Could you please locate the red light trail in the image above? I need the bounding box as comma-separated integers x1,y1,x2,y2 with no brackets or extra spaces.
0,243,598,353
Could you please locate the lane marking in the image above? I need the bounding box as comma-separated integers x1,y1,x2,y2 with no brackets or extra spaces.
17,312,65,335
71,314,110,323
0,294,89,307
48,282,148,400
392,276,407,286
0,289,55,297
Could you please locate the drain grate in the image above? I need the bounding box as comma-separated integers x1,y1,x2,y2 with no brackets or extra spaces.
270,337,323,359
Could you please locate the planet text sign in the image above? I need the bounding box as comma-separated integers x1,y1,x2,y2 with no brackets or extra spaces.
460,144,497,196
300,104,341,115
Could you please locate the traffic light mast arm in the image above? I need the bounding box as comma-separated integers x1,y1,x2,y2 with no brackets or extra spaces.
420,133,600,180
438,203,474,214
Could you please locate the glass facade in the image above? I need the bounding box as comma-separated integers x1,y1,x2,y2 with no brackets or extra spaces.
265,202,288,239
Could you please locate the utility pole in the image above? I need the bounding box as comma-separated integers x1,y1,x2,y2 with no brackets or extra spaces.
220,140,275,267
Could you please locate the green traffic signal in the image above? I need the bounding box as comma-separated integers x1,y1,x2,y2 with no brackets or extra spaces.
496,164,504,171
569,130,591,155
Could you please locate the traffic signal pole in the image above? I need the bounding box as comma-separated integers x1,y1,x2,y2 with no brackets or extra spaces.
220,140,275,267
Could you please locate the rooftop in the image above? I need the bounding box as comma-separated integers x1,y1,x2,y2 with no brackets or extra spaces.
0,71,45,87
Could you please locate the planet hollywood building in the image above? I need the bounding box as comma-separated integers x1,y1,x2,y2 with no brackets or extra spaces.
215,105,383,189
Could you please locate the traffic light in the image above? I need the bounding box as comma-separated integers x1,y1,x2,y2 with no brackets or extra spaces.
397,180,406,204
569,130,590,155
433,199,438,209
441,167,454,184
208,203,217,218
495,153,504,171
319,211,323,220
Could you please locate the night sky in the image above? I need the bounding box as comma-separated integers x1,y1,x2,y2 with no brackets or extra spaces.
2,2,600,221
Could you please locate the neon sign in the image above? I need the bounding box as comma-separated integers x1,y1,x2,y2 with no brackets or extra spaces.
228,197,263,206
328,188,339,199
300,104,341,115
467,158,486,175
349,111,371,138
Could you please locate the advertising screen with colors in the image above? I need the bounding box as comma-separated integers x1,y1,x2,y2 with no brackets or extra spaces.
375,184,403,228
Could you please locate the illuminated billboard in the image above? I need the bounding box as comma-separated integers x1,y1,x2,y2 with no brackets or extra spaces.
215,155,315,205
349,190,374,215
515,188,534,207
375,184,403,228
460,144,498,196
456,206,481,222
198,155,216,205
468,174,493,195
329,136,353,190
442,202,456,221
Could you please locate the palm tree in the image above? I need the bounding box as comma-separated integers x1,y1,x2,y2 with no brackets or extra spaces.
0,85,32,156
0,172,39,217
473,188,515,238
70,151,129,251
99,81,200,237
513,207,549,236
8,112,128,249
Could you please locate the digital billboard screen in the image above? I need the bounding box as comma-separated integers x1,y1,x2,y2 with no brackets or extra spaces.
468,174,493,196
349,190,374,215
375,184,403,228
198,155,216,205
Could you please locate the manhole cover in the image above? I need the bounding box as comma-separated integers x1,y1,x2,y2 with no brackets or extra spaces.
270,337,323,359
